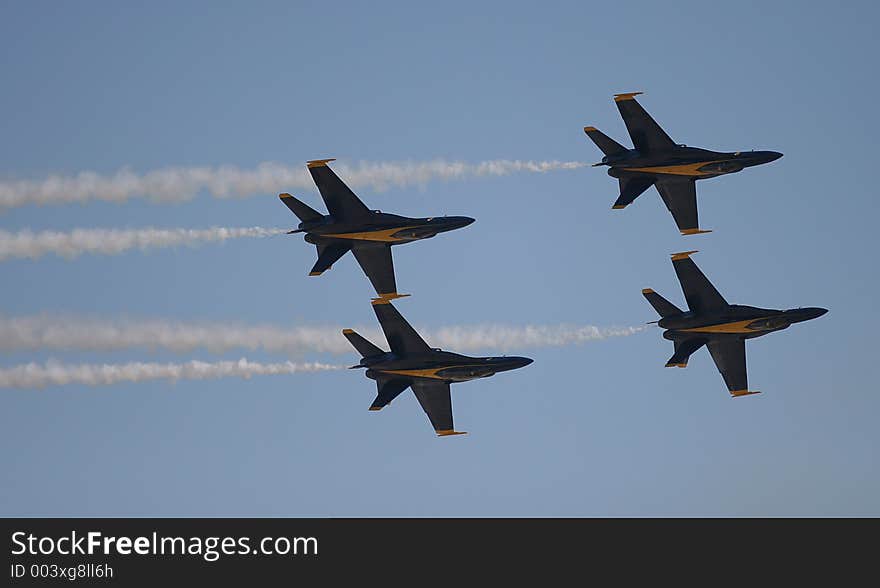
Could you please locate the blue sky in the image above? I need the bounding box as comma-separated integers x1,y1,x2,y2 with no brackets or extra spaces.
1,0,877,516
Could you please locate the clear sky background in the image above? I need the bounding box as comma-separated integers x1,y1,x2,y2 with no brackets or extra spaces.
1,1,877,516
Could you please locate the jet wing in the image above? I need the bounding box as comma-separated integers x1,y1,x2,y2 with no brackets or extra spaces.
671,251,728,313
369,378,411,411
371,299,432,356
706,338,758,396
307,159,371,220
411,380,465,436
351,242,399,299
614,92,677,153
654,178,705,235
614,176,655,209
310,241,351,276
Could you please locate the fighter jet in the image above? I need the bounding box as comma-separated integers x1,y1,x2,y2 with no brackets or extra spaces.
643,251,827,396
280,159,475,301
344,299,533,436
585,92,783,235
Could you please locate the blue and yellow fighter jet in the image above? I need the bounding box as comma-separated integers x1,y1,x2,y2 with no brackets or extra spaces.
280,159,474,301
644,251,826,396
585,93,782,235
344,300,533,436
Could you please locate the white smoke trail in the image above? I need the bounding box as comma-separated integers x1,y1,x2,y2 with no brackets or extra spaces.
0,226,285,261
0,358,344,389
428,324,646,352
0,315,646,355
0,159,588,210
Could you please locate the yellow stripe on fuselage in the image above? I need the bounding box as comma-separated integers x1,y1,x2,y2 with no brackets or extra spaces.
323,226,419,242
376,367,447,379
376,363,486,380
620,160,725,177
680,319,762,334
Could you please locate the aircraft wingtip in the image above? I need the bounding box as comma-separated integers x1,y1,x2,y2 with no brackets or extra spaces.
613,91,644,102
306,158,336,168
371,292,410,304
731,389,761,397
670,250,699,261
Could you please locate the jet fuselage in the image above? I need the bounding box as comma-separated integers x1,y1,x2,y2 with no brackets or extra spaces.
298,213,475,245
601,147,783,180
660,305,828,340
353,351,533,383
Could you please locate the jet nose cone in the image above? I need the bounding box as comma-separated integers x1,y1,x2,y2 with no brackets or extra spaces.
434,216,475,232
805,307,828,320
789,307,828,323
451,216,476,229
745,150,783,166
487,356,534,376
507,356,534,370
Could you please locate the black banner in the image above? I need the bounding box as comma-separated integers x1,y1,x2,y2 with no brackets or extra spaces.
1,518,874,584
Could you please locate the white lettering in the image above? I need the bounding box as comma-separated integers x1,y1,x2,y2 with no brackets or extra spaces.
87,532,101,554
11,532,26,555
134,536,150,554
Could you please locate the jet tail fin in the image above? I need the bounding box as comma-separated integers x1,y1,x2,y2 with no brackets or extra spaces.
342,329,384,359
280,193,323,223
642,288,682,318
583,126,628,156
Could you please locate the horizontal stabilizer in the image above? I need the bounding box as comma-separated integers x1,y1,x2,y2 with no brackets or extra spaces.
584,126,628,156
642,288,682,318
436,430,468,437
343,328,384,359
279,193,323,223
370,378,410,411
666,338,706,368
310,241,351,276
614,176,655,209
